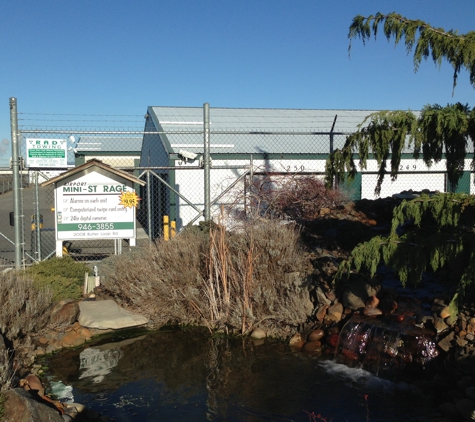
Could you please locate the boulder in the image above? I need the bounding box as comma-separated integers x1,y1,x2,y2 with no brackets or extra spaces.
78,300,148,330
315,286,332,306
455,398,475,420
49,299,79,328
326,303,343,323
250,328,266,339
307,329,324,342
342,280,380,310
2,388,63,422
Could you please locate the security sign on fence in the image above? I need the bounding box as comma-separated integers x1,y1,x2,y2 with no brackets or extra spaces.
26,138,67,168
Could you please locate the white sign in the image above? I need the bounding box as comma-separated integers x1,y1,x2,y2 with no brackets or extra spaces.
26,138,67,168
55,172,138,240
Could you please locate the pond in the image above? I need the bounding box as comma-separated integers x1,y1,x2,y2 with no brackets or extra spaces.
43,328,440,422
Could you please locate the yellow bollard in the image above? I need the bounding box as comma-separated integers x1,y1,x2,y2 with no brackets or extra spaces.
31,214,44,231
171,220,176,239
163,215,169,241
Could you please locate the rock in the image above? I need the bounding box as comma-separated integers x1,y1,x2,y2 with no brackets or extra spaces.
251,338,265,346
446,314,458,326
78,300,149,330
455,398,475,420
289,333,304,348
457,375,473,392
315,304,329,322
378,297,398,315
250,328,266,339
315,287,332,305
3,388,64,422
341,280,380,310
61,330,87,348
365,295,379,308
439,306,451,319
57,322,93,348
438,402,459,420
438,332,455,352
49,299,80,327
326,303,343,323
466,386,475,400
433,317,449,334
324,290,337,302
307,329,324,342
363,306,382,317
302,341,322,354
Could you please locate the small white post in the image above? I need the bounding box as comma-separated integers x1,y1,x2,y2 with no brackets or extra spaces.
56,240,63,257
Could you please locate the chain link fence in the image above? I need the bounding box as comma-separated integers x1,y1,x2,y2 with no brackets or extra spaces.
1,105,472,267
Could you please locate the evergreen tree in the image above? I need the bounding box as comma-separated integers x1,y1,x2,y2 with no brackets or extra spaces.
325,13,475,195
329,13,475,309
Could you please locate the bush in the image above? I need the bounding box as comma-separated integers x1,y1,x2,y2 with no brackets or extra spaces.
0,272,52,341
247,174,346,221
100,220,312,337
25,256,90,301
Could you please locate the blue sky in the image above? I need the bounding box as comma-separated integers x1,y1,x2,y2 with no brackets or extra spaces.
0,0,474,166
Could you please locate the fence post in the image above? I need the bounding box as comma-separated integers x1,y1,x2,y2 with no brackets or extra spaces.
10,97,22,269
146,170,152,244
35,171,42,261
330,114,337,190
203,103,211,221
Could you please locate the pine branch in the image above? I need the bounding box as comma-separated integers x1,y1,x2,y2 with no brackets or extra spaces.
348,12,475,92
324,105,475,195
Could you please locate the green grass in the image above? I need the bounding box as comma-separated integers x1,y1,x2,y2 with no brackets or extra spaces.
25,256,91,301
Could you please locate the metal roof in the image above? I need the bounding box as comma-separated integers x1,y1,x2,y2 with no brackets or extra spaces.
149,106,384,132
147,106,420,155
75,136,143,153
42,159,146,187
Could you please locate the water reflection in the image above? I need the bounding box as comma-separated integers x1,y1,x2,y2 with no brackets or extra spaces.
45,329,439,422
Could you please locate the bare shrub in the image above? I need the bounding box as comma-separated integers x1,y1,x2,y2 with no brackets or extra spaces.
218,171,347,228
0,272,52,341
100,219,312,337
248,173,346,221
214,219,313,335
100,229,208,327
